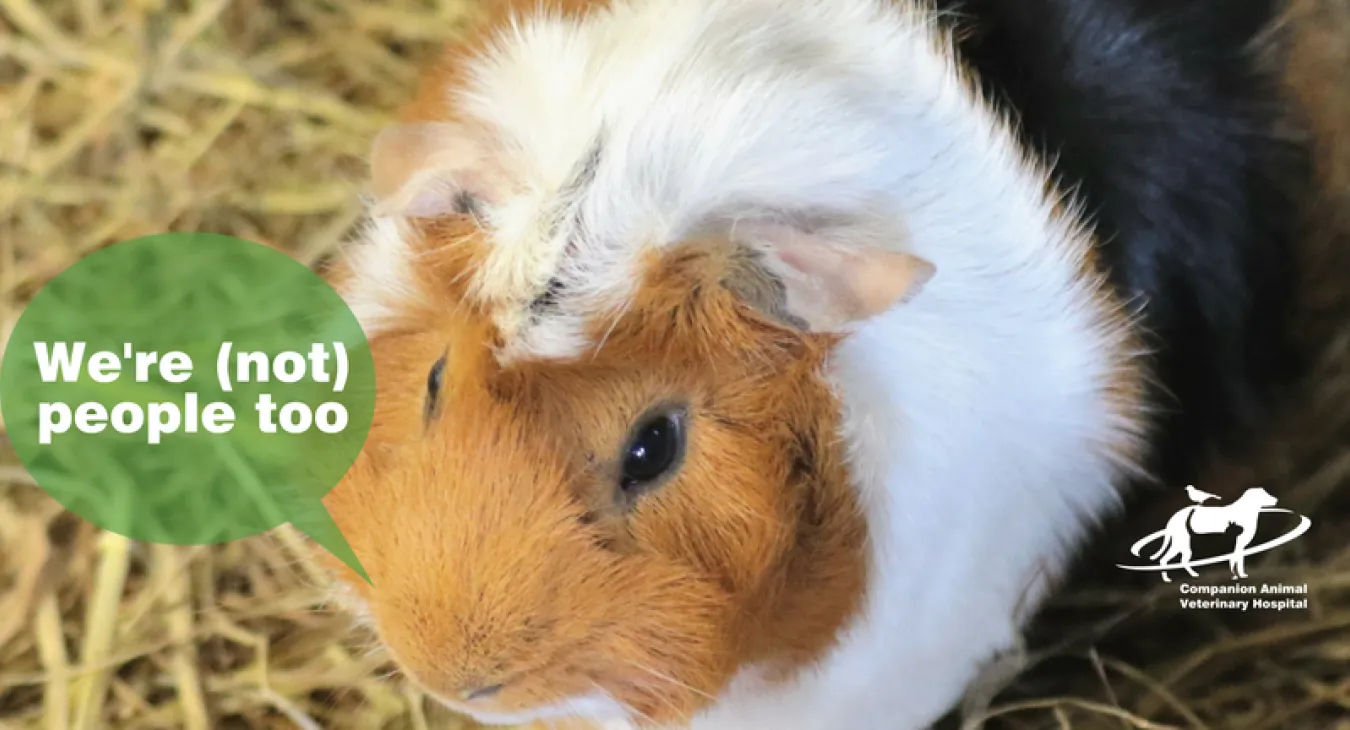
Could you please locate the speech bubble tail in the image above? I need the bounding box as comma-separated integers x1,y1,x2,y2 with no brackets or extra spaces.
289,501,372,586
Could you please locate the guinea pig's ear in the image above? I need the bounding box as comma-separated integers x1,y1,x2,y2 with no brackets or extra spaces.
369,121,497,219
728,220,935,332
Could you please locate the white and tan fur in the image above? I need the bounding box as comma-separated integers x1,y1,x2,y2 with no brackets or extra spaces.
335,0,1149,727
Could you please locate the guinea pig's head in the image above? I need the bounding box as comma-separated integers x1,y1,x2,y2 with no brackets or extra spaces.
319,209,933,727
314,6,936,725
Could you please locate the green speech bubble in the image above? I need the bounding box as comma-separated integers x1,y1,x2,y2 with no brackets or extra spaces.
0,233,375,583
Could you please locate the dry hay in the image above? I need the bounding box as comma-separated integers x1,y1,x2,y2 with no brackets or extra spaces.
0,1,1348,729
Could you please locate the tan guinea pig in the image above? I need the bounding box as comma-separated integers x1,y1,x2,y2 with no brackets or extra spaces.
310,0,1332,727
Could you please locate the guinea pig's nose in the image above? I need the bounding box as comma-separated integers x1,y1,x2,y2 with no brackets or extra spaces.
461,683,505,701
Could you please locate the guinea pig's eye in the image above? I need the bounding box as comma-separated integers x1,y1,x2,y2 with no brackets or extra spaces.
425,355,447,422
620,409,686,493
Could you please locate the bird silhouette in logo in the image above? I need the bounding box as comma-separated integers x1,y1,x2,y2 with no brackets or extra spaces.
1185,485,1220,504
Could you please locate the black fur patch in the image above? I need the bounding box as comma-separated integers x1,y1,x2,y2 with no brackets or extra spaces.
530,141,606,319
931,0,1312,486
452,190,481,219
530,276,565,316
566,140,604,195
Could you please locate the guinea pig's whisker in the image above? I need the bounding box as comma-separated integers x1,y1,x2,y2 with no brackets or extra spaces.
624,702,658,727
364,642,392,660
614,657,717,702
606,675,676,719
590,295,636,361
714,493,789,533
591,680,658,727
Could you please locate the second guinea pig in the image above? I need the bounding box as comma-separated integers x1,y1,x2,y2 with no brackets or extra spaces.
313,0,1330,728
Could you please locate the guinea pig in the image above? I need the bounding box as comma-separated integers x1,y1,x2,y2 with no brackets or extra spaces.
313,0,1326,728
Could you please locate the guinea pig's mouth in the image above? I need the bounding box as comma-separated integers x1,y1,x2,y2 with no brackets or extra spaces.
432,688,634,727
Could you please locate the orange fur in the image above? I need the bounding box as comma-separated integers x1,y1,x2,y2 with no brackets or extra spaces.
320,222,867,724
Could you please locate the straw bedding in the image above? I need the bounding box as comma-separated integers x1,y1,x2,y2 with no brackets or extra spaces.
1,1,1347,728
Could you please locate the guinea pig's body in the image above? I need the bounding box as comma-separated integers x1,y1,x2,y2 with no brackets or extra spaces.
317,0,1324,728
937,0,1306,487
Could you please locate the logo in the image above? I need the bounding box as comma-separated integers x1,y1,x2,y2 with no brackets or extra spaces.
1117,486,1312,584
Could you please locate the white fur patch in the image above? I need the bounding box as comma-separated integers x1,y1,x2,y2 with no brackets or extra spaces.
337,0,1150,728
338,213,429,336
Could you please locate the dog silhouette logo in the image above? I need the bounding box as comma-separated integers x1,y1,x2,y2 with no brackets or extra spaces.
1117,487,1312,583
